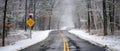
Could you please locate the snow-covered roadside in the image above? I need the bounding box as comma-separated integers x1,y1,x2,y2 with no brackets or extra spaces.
0,30,51,51
69,29,120,51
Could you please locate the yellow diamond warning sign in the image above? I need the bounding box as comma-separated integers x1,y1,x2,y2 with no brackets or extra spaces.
26,18,35,27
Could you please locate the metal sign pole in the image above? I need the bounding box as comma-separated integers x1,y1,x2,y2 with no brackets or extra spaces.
29,16,32,39
30,27,32,38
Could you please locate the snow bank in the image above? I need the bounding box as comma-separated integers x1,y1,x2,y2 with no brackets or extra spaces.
0,30,51,51
69,29,120,51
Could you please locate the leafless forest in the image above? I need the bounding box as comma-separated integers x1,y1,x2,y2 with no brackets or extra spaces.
0,0,120,46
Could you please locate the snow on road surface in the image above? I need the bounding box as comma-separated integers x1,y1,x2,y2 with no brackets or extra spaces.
0,30,51,51
69,29,120,51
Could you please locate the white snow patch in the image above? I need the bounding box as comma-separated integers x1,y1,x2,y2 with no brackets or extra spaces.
60,26,74,30
0,30,51,51
69,29,120,51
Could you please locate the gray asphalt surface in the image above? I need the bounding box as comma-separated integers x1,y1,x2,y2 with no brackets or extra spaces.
20,30,106,51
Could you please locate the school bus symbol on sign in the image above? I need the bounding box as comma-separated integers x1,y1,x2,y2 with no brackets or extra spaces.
26,18,35,27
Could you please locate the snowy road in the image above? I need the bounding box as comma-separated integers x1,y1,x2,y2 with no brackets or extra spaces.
20,30,106,51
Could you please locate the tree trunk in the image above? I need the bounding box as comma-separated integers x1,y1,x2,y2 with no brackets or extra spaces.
103,0,108,36
25,0,27,31
110,0,115,34
33,0,36,30
87,11,90,32
2,0,8,46
90,12,95,29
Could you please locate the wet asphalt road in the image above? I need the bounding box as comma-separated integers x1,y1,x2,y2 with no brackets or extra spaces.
20,30,106,51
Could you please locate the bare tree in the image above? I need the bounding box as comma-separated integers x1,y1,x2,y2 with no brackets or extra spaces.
2,0,8,46
103,0,108,35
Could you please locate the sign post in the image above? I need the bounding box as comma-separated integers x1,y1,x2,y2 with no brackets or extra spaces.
26,13,35,38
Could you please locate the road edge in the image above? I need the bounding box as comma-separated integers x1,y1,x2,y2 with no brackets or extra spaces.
68,31,115,51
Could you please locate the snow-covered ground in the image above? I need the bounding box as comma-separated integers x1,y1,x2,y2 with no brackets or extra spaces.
0,30,51,51
69,29,120,51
